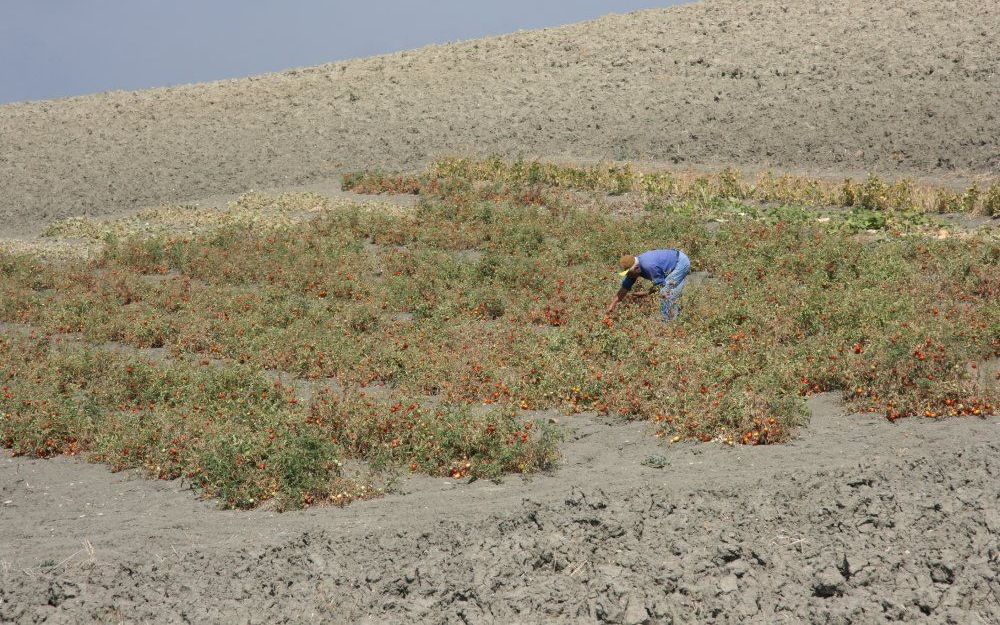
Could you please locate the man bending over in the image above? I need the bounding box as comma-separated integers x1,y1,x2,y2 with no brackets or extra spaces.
606,249,691,321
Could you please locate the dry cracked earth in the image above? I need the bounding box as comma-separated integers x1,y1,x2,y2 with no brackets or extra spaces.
2,395,998,624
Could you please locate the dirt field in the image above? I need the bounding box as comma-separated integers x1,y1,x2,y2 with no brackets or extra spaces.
3,396,997,624
2,1,1000,623
1,0,999,236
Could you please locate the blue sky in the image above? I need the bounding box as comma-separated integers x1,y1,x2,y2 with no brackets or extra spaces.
1,1,685,104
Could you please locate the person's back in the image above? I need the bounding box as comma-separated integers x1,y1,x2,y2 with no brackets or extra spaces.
622,249,680,289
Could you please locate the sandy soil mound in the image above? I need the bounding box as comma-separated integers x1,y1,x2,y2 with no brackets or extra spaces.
3,397,998,623
2,0,998,235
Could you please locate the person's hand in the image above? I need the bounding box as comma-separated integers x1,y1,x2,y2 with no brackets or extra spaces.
631,286,657,299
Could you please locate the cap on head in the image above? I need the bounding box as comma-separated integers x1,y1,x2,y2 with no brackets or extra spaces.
618,255,637,277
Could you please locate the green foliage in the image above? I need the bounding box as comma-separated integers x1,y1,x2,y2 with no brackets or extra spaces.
1,159,997,509
426,157,995,215
982,183,1000,218
341,171,423,195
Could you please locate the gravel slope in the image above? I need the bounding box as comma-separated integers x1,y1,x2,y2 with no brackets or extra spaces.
1,0,998,235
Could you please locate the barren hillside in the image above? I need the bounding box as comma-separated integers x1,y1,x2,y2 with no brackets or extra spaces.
1,0,997,234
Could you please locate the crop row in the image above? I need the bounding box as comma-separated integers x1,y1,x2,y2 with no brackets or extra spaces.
4,188,996,432
0,331,556,509
342,157,1000,217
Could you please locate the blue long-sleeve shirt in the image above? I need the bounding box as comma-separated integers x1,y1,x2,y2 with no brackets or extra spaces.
621,249,680,290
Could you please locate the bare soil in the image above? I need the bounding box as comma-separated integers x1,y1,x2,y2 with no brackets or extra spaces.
2,396,998,623
1,0,998,237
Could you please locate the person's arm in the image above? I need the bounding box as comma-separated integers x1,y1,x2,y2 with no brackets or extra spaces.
608,271,639,315
606,286,630,315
